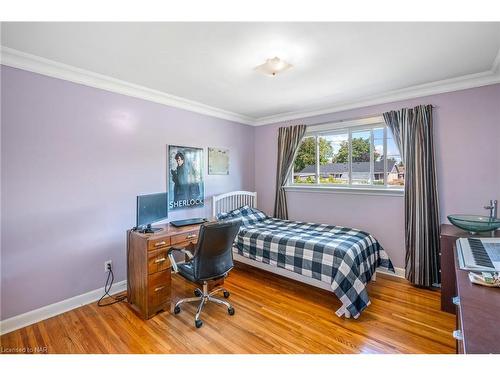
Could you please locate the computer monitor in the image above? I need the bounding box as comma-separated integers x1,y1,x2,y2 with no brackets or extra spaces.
136,192,168,233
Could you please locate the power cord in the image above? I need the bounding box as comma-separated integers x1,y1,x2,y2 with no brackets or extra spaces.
98,228,135,307
97,265,127,307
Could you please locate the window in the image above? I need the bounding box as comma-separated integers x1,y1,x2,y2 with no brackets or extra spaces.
291,117,404,189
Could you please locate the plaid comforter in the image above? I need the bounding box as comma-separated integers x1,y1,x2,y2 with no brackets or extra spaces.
233,217,394,319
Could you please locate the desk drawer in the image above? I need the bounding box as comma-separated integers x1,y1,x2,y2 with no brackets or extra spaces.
171,230,198,245
148,270,171,310
148,249,171,274
147,236,171,251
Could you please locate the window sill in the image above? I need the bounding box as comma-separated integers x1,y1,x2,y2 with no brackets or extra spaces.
284,185,404,197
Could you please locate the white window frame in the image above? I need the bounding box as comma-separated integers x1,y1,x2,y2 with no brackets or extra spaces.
286,116,404,196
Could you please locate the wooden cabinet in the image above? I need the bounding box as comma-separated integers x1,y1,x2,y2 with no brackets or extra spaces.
439,224,499,313
453,246,500,354
127,223,201,319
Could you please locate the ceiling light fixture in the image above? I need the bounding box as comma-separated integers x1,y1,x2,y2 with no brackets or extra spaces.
255,57,293,76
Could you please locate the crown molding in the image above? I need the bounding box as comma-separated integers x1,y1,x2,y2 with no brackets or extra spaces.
253,64,500,126
0,46,255,125
2,46,500,127
492,45,500,74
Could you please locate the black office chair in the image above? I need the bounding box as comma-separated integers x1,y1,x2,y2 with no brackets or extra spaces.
167,220,241,328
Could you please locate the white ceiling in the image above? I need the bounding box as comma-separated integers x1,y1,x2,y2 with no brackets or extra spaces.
2,22,500,124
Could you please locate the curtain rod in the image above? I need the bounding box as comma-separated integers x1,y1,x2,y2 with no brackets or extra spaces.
300,105,437,128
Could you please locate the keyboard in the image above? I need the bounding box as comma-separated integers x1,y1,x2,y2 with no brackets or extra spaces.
169,217,207,227
457,238,500,271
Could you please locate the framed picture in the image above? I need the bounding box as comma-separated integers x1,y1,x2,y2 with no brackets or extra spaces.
208,147,230,175
167,145,204,210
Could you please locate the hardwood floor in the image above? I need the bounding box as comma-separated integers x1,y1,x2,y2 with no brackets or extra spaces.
0,263,456,354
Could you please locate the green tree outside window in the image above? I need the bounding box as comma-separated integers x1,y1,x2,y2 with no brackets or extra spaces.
293,137,333,172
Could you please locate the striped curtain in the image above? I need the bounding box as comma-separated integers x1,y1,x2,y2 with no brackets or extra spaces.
273,125,307,219
383,105,440,287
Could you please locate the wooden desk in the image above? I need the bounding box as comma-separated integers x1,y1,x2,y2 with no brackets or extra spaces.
454,247,500,354
440,224,499,313
127,223,201,319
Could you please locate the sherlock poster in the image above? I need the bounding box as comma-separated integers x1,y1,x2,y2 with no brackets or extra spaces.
168,145,204,210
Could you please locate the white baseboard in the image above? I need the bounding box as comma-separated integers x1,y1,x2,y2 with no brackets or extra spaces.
377,266,406,279
0,280,127,336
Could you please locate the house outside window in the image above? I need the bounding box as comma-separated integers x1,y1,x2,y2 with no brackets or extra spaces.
290,116,404,190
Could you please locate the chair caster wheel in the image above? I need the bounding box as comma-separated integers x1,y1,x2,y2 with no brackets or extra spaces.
228,307,235,316
195,319,203,328
174,306,181,314
223,291,230,298
194,289,202,297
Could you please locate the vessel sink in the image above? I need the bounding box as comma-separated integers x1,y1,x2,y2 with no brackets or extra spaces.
447,214,500,234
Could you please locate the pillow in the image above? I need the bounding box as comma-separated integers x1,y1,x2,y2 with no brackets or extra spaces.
216,205,267,225
243,207,267,224
216,205,250,221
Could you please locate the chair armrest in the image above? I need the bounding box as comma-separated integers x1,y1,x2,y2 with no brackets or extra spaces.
167,247,194,273
167,247,194,259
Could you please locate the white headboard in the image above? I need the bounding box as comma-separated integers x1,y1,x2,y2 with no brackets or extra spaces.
212,191,257,217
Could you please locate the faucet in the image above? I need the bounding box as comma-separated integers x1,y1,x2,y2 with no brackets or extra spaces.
484,199,498,220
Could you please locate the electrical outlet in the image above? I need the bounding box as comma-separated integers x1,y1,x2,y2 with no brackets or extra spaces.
104,260,112,272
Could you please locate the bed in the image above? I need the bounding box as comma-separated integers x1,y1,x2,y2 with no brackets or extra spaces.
213,190,394,319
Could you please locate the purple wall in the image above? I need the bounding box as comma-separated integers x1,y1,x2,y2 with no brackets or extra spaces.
1,64,499,320
0,66,254,320
255,84,500,269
